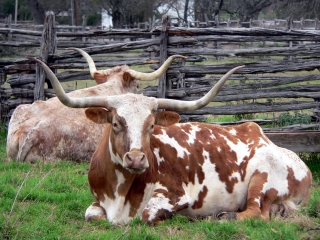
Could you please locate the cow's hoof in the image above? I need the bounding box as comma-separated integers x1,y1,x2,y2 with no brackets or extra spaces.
216,212,237,220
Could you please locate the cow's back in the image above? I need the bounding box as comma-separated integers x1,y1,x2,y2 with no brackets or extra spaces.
6,82,125,162
150,122,311,218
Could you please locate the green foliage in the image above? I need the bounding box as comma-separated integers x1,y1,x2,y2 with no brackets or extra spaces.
206,115,238,123
2,0,15,15
299,153,320,219
234,113,255,121
86,14,101,26
0,123,7,160
17,0,32,21
301,153,320,174
303,189,320,219
278,110,311,127
1,0,31,21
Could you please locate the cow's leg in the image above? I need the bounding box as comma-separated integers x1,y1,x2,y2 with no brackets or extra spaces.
142,191,174,225
85,201,107,221
260,199,273,220
142,190,188,225
236,171,269,220
218,170,268,220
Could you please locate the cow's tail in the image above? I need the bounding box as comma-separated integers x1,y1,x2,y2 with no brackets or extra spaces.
16,134,34,162
6,131,33,162
16,120,44,162
280,201,299,217
271,189,311,217
6,134,19,161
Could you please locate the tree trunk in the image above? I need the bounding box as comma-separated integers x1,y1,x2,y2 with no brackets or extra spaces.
112,10,122,28
26,0,46,24
183,0,190,24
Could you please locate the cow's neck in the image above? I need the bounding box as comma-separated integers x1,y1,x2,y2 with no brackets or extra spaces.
87,125,129,198
105,137,140,198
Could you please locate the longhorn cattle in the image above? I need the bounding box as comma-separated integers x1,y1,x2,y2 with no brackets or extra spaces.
35,58,312,225
6,48,185,162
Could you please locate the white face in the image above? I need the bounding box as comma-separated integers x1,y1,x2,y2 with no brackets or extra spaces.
107,94,158,151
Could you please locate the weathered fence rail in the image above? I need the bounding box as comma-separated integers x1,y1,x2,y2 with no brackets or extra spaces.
2,13,320,152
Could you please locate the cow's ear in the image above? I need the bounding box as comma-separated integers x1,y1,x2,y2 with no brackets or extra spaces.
93,72,107,84
123,72,134,86
85,107,110,124
155,111,181,126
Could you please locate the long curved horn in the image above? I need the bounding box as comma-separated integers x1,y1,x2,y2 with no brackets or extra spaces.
127,55,187,80
31,57,243,112
157,65,245,111
30,57,110,108
69,47,186,81
67,47,114,78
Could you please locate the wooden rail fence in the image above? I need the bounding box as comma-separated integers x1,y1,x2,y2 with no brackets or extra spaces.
2,13,320,152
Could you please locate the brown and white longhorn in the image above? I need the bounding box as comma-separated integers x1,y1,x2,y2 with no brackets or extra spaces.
35,58,312,225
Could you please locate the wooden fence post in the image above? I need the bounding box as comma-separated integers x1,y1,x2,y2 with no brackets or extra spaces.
34,11,57,101
300,17,303,29
215,14,220,28
214,15,221,59
6,14,12,41
157,15,170,98
287,16,293,60
313,18,317,29
82,15,86,42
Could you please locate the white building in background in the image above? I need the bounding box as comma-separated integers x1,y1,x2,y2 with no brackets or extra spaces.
101,9,112,29
101,1,194,29
158,0,194,22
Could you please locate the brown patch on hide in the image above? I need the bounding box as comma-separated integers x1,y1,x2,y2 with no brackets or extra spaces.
155,111,181,127
192,186,208,209
93,72,108,84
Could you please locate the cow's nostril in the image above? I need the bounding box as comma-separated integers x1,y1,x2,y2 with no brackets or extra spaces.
126,155,133,163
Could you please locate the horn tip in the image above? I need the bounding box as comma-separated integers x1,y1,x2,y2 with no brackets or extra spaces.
66,47,78,51
233,65,245,70
26,57,41,64
171,55,188,59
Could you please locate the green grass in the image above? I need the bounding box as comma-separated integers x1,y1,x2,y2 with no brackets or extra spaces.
1,123,319,239
0,124,7,159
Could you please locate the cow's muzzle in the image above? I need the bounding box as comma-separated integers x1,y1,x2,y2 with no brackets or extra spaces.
123,149,149,173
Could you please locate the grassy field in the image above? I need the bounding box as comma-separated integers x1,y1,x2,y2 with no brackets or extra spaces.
0,123,320,240
1,50,320,239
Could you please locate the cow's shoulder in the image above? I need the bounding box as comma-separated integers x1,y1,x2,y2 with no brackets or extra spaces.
155,111,180,127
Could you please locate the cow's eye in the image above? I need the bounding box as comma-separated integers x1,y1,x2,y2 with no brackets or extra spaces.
112,120,123,132
113,122,120,130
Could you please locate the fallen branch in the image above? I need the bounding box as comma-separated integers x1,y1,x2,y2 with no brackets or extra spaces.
2,170,31,238
116,227,131,240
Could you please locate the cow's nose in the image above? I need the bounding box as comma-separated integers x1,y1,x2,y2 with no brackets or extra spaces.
123,149,148,171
